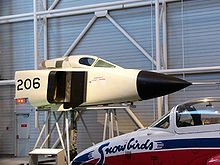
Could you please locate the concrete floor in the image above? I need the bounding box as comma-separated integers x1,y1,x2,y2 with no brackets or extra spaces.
0,156,56,165
0,156,29,165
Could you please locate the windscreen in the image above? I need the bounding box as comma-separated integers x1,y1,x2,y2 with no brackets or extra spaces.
94,59,116,68
150,112,170,129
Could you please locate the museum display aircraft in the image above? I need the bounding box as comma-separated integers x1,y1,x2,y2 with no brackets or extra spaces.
72,97,220,165
15,55,191,111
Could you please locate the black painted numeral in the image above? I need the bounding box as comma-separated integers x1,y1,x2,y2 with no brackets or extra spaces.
16,78,40,91
33,78,40,89
17,79,23,91
24,79,31,90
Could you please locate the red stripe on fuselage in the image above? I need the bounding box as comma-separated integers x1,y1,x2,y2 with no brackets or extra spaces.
84,149,220,165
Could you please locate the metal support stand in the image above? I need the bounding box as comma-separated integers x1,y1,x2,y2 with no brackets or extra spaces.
77,105,144,142
32,105,143,164
32,110,72,165
102,109,120,140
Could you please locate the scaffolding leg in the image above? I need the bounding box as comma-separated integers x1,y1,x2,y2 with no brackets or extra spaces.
53,112,66,149
52,120,71,149
34,111,51,149
53,112,67,159
125,107,144,129
110,110,114,138
103,110,108,141
40,112,63,148
108,110,111,139
114,109,119,136
65,112,70,165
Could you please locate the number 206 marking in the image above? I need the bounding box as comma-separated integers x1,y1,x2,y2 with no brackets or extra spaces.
17,78,40,91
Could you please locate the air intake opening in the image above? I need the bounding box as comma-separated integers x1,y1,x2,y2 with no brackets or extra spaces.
47,71,87,108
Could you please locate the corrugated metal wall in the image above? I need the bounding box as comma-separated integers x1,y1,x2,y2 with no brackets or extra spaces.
0,0,220,154
167,0,220,69
0,1,32,16
167,0,220,108
0,86,14,154
0,19,34,154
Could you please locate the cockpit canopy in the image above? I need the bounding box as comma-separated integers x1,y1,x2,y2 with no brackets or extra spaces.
176,98,220,127
40,55,121,69
150,97,220,130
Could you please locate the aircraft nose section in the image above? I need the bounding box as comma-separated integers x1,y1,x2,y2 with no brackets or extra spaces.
137,71,191,100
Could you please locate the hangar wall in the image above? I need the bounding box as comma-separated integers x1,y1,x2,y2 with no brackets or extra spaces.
0,0,220,154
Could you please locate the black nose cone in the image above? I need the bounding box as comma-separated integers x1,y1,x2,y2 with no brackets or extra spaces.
137,71,191,100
